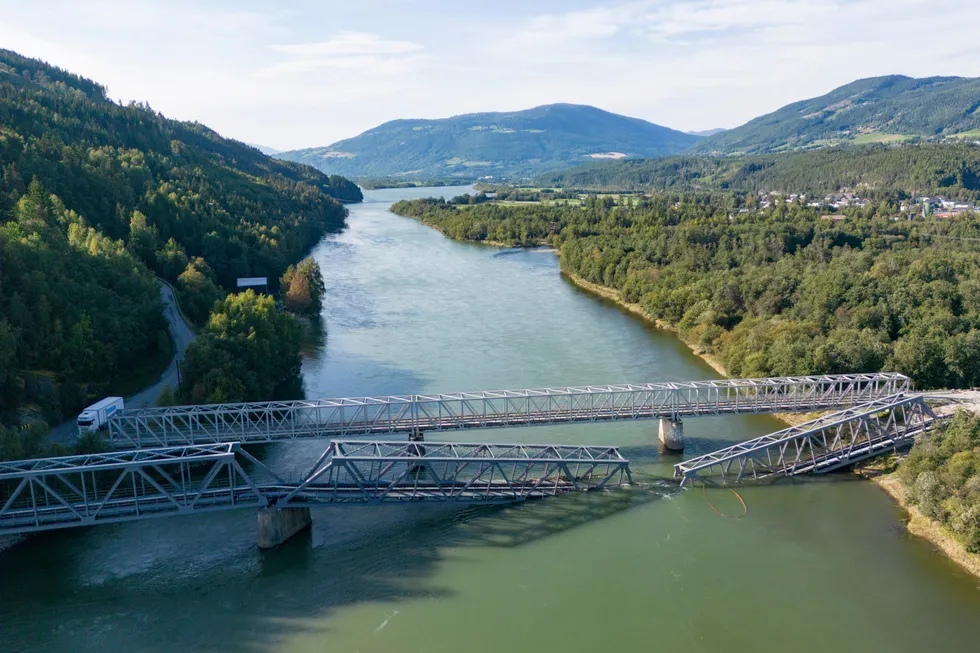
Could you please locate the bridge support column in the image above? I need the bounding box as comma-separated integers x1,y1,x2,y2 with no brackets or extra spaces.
257,506,311,549
659,418,684,451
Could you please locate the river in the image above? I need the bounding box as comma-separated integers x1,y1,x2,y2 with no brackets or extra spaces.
2,186,979,652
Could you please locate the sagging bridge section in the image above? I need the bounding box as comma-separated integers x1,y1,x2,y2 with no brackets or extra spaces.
108,373,910,449
0,440,630,541
674,393,943,486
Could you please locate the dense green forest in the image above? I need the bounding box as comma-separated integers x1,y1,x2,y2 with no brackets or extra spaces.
393,194,980,389
693,75,980,154
179,291,301,404
899,411,980,552
0,48,355,429
537,144,980,200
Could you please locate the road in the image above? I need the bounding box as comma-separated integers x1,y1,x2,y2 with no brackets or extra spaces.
45,281,196,447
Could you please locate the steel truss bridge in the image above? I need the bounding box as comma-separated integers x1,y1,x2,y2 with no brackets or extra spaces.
674,394,942,486
0,440,631,536
107,373,910,448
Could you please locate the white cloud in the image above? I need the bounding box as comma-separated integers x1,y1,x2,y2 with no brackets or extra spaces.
1,0,979,148
260,32,427,80
272,32,423,57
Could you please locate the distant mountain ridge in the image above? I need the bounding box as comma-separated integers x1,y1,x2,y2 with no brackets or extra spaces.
277,104,700,180
686,128,726,137
695,75,980,154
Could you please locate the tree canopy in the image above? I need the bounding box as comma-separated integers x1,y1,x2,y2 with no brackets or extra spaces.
180,291,301,404
0,48,355,428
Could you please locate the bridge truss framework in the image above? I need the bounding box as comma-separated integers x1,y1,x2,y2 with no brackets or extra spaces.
0,441,631,536
673,393,942,486
107,373,911,448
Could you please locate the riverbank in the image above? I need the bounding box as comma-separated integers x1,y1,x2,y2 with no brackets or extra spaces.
566,267,980,579
866,472,980,580
561,272,726,377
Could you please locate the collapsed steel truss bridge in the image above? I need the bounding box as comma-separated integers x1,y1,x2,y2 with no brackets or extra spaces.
107,373,910,448
0,441,631,536
674,394,942,486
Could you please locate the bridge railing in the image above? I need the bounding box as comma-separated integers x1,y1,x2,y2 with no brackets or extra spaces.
0,440,631,536
107,373,911,448
673,393,941,486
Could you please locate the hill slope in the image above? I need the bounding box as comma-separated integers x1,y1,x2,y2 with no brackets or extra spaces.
537,144,980,200
278,104,700,180
694,75,980,154
0,48,355,431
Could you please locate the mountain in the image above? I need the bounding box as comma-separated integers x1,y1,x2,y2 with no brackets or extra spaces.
686,128,726,137
277,104,700,180
536,144,980,200
0,48,357,431
694,75,980,154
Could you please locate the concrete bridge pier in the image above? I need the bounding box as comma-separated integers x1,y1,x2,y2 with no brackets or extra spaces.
659,418,684,451
257,505,311,549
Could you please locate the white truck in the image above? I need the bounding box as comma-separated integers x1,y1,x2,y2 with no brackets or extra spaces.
77,397,124,433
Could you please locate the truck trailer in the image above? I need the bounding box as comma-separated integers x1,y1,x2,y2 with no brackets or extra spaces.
77,397,124,433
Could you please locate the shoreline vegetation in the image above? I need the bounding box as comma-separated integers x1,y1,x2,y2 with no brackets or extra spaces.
866,471,980,579
566,253,980,581
392,195,980,581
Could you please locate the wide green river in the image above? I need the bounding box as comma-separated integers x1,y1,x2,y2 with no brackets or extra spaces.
3,186,980,652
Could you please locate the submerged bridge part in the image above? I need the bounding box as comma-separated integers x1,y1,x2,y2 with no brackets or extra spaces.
0,440,631,543
107,373,910,448
674,394,942,486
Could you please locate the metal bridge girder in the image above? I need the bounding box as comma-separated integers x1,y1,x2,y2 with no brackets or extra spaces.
106,373,911,448
674,394,941,486
0,441,632,536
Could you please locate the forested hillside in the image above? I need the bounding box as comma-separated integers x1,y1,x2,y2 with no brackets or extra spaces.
393,195,980,389
538,144,980,200
693,75,980,154
277,104,700,180
0,49,354,430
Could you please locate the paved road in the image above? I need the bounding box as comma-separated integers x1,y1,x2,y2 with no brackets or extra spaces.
45,282,196,447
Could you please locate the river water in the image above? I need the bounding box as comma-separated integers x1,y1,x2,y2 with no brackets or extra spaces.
2,186,980,652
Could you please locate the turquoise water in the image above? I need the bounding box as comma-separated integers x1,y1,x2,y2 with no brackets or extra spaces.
2,186,979,652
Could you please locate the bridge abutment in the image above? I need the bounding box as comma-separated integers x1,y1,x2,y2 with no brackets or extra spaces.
257,506,311,549
659,418,684,451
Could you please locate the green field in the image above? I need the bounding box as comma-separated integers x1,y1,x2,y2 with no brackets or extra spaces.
850,132,914,144
949,129,980,140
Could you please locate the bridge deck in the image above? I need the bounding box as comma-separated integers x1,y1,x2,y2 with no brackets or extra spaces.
674,394,942,486
0,441,631,536
107,373,910,448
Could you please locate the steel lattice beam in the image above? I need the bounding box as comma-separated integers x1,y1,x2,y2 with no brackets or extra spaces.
107,373,910,448
674,394,942,486
0,441,632,536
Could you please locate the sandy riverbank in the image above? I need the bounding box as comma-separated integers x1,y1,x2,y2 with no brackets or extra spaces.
563,272,823,425
562,268,980,579
869,472,980,579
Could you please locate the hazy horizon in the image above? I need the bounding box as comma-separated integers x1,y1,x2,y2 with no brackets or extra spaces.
2,0,979,150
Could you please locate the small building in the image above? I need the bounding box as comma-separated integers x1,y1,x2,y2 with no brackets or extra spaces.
237,277,269,293
820,214,847,222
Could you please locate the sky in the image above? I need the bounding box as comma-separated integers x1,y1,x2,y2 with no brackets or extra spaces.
2,0,979,150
